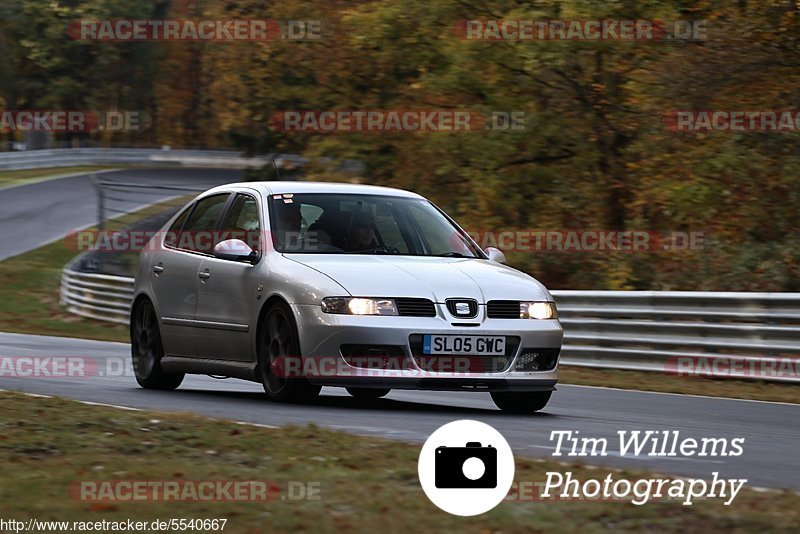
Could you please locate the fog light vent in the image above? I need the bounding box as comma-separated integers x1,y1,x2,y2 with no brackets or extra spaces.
514,349,560,371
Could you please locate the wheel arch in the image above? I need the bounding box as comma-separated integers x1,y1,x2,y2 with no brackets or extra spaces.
130,292,158,327
253,294,294,363
131,292,153,312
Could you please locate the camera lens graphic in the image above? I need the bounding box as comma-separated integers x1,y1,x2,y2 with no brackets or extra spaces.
419,420,515,516
462,457,485,480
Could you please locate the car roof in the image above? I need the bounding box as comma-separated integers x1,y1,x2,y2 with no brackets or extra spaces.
203,181,424,199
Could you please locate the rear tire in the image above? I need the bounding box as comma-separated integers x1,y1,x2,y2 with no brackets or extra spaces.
130,299,184,390
257,302,321,403
346,387,390,400
490,391,551,413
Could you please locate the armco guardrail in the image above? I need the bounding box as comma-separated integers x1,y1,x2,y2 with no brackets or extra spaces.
57,272,800,382
553,290,800,382
60,269,134,325
0,148,307,171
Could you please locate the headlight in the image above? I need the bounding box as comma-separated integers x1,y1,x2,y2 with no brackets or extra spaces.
520,301,558,319
321,297,399,316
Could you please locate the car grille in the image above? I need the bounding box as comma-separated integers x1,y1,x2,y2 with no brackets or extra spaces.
445,298,478,318
395,298,436,317
486,300,521,319
408,334,520,373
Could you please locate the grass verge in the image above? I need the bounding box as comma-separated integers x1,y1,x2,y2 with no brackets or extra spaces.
557,366,799,404
0,166,122,189
0,390,797,531
0,236,129,342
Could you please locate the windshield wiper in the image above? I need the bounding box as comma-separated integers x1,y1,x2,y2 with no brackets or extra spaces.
437,252,467,257
346,248,390,254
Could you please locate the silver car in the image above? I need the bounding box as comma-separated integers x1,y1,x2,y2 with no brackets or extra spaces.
131,181,562,413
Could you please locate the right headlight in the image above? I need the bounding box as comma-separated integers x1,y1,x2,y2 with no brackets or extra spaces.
520,301,558,319
320,297,399,316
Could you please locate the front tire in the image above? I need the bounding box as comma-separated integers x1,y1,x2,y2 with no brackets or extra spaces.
257,302,321,403
490,391,551,414
130,299,184,390
346,387,390,400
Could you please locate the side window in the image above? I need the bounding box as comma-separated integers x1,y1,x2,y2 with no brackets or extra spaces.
220,194,261,252
163,204,192,248
180,193,230,254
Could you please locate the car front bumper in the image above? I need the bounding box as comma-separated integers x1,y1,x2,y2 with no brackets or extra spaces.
291,303,562,392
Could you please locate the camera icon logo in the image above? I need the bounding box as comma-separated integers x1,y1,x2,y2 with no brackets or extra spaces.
435,442,497,488
418,420,514,516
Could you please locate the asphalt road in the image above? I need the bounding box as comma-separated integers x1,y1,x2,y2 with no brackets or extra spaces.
0,167,243,261
1,331,797,491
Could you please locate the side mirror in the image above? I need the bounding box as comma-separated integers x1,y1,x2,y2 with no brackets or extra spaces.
485,246,506,264
214,239,257,262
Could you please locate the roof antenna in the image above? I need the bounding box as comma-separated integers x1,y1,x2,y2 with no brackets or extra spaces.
272,158,282,180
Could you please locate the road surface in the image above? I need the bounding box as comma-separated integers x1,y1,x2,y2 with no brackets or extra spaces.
0,167,243,261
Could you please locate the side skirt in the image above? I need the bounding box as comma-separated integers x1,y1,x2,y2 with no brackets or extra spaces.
161,356,258,382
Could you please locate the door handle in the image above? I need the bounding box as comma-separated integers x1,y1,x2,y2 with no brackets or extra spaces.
152,264,164,274
198,270,211,280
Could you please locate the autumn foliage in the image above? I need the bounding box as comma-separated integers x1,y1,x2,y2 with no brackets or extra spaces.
1,0,798,290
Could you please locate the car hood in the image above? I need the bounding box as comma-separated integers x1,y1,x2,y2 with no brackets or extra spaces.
283,254,552,302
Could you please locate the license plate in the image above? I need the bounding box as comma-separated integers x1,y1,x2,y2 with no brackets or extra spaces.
422,335,506,355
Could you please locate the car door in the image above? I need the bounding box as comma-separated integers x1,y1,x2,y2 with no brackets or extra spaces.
195,191,264,361
152,192,230,358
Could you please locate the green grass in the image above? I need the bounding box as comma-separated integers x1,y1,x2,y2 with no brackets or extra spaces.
0,391,797,531
557,366,800,405
0,235,129,342
0,166,122,189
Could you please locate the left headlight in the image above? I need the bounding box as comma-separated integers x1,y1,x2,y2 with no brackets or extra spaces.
520,301,558,319
321,297,399,316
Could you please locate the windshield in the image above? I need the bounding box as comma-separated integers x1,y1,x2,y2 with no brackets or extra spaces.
268,193,483,258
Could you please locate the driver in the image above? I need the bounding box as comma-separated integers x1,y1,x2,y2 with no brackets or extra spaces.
273,202,303,250
347,211,378,251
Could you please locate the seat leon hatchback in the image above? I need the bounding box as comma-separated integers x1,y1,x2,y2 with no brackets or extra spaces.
131,181,563,413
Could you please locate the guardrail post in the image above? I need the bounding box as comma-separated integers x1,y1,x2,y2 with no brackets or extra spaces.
89,174,105,272
90,174,105,233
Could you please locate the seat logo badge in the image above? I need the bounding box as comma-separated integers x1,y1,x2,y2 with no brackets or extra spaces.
455,302,470,316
